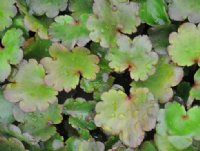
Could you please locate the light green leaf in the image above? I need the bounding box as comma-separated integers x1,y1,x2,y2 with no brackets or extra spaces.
0,0,17,31
107,35,158,81
4,59,58,112
49,14,90,49
0,28,24,82
95,88,159,148
87,0,141,48
41,43,99,92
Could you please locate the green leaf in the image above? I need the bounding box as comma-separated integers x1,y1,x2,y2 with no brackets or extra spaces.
63,98,95,119
190,69,200,100
16,0,51,39
131,57,183,103
0,124,39,146
0,0,17,31
69,117,96,130
80,42,114,100
95,88,159,148
168,23,200,66
27,0,68,18
176,82,191,101
155,106,198,151
49,14,90,49
165,102,200,136
69,0,93,18
0,90,14,124
140,141,157,151
24,15,52,39
107,35,158,81
108,141,133,151
0,28,24,82
41,133,64,151
148,24,176,54
167,0,200,23
87,0,141,48
4,59,58,112
66,137,105,151
0,137,26,151
13,104,63,141
139,0,170,26
41,43,99,92
23,36,51,61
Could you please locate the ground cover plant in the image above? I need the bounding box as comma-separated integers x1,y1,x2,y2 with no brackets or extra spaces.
1,0,200,150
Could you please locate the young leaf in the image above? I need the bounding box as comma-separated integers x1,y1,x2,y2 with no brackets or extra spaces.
4,59,58,112
41,43,99,92
13,104,63,141
87,0,141,48
49,14,90,49
0,0,17,31
107,35,158,81
131,57,183,103
27,0,68,18
95,88,159,148
168,23,200,66
190,69,200,100
139,0,170,26
0,28,24,82
167,0,200,23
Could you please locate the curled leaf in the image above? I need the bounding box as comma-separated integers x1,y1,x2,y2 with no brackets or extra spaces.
4,59,58,112
49,14,90,49
41,43,99,92
87,0,141,48
0,28,24,82
95,88,159,148
168,23,200,66
107,35,158,81
131,57,183,103
27,0,68,18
